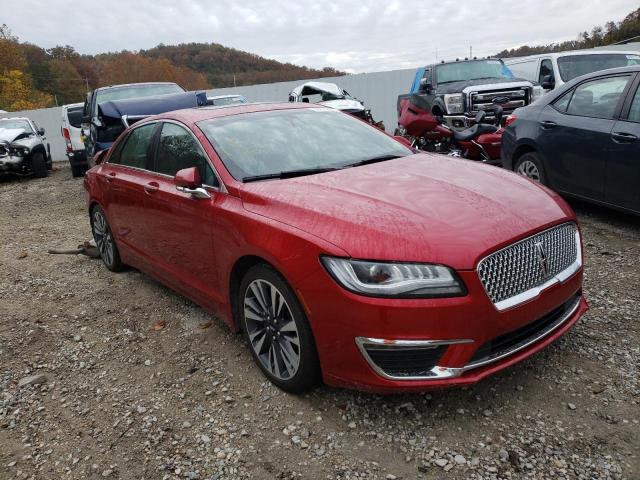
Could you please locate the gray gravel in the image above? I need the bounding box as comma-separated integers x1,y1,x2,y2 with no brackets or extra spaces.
1,166,638,479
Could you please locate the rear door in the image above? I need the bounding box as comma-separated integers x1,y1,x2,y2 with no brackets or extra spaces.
141,121,221,297
536,73,633,200
100,122,159,256
606,74,640,212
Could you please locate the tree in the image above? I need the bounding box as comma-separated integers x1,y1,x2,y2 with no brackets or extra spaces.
0,69,52,111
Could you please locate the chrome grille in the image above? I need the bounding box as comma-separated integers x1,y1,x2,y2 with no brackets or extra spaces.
477,223,579,308
470,88,528,114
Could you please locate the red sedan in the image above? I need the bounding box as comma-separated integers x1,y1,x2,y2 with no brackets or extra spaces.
84,103,587,393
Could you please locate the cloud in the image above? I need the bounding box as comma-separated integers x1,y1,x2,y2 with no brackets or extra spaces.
3,0,638,72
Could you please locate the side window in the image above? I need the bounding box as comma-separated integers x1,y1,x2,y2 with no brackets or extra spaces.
507,60,537,81
118,123,156,169
627,85,640,123
107,134,128,164
155,122,218,187
552,89,574,113
566,75,631,119
538,59,554,84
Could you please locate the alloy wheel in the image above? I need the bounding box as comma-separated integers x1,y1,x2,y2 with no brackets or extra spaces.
516,160,541,182
92,210,115,267
243,279,301,380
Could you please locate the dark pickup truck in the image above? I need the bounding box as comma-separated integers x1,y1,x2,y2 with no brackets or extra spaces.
81,82,208,165
397,58,543,131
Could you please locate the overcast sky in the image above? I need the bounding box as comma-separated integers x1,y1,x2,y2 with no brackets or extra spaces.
4,0,638,73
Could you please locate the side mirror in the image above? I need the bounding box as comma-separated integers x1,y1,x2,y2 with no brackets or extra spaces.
175,167,210,199
38,127,45,136
393,135,413,148
541,75,555,90
419,78,432,93
93,148,109,166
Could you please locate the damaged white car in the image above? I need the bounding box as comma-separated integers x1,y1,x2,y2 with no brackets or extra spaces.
0,117,52,178
288,82,384,129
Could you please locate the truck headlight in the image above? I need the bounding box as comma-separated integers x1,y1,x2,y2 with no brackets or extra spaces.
321,257,465,298
444,94,464,114
532,86,544,102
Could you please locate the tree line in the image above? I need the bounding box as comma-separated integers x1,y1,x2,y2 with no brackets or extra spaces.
496,8,640,58
0,25,343,112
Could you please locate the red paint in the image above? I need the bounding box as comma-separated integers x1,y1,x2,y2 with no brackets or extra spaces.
84,103,586,392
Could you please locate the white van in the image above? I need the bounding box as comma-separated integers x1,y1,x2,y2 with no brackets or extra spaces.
61,103,87,177
504,50,640,92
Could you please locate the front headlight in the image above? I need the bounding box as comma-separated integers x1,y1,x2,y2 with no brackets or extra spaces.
321,257,465,298
444,94,464,114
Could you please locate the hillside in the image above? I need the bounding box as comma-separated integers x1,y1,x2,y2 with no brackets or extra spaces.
496,8,640,58
0,26,343,111
143,43,343,88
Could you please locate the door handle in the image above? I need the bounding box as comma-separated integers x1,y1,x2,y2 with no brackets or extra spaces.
106,172,116,182
611,132,638,144
144,182,159,194
540,120,557,129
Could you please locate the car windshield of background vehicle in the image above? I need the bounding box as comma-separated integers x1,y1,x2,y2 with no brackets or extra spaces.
558,54,640,82
0,119,33,133
96,84,185,104
436,60,515,84
212,96,245,106
67,107,83,128
198,109,412,181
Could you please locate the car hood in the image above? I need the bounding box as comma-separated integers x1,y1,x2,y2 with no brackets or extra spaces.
0,128,26,143
319,99,365,112
436,78,532,94
239,154,574,270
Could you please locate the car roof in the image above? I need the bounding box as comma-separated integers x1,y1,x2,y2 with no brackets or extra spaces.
505,50,640,62
143,102,324,125
95,82,180,92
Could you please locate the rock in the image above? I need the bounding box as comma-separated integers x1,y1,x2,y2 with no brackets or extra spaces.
434,458,448,467
347,422,356,429
144,360,151,366
483,409,493,417
101,469,113,477
567,403,576,410
499,449,509,462
73,334,82,342
386,475,397,480
454,454,466,465
18,374,47,387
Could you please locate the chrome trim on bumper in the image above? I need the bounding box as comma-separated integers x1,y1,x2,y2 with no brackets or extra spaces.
356,294,582,381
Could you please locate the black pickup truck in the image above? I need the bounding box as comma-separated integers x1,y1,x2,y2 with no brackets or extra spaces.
397,58,543,131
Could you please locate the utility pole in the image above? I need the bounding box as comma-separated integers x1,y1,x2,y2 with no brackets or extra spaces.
470,46,473,58
85,76,89,92
233,74,236,88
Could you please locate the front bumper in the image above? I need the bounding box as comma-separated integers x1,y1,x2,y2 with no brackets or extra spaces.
0,155,26,173
297,263,585,393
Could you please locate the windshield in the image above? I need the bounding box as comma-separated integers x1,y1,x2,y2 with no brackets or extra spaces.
198,109,412,181
211,96,246,106
436,60,514,84
557,54,640,82
96,84,184,104
0,119,33,133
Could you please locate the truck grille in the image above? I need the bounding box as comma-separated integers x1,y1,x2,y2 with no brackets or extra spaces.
469,88,528,114
477,223,580,310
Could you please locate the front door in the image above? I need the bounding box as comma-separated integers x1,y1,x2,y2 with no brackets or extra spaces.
606,76,640,212
537,74,633,200
141,121,221,298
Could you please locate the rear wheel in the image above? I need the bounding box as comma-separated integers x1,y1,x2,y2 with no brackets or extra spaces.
91,205,124,272
70,162,85,178
515,152,546,184
239,264,320,393
32,152,48,178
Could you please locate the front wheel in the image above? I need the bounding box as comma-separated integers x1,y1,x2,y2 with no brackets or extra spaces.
515,152,546,184
239,264,320,393
32,152,48,178
91,206,125,272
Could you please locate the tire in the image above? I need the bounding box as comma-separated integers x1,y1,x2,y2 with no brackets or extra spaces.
90,205,125,272
514,152,546,185
32,152,48,178
70,162,85,178
239,264,321,393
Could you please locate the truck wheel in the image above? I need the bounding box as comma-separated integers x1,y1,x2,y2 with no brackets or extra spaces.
32,152,48,178
515,152,546,184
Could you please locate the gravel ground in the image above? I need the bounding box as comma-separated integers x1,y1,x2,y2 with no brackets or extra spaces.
1,166,639,480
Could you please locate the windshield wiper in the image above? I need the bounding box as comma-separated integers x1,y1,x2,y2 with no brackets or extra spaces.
343,153,406,168
242,166,342,183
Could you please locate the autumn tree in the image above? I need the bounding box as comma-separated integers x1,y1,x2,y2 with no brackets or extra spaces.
0,69,52,111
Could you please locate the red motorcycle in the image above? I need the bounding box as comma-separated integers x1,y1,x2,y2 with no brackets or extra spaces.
396,95,506,163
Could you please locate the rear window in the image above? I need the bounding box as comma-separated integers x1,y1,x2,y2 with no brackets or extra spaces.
66,106,83,128
557,54,640,82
